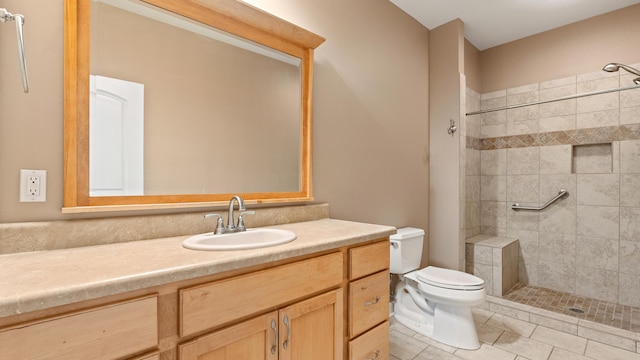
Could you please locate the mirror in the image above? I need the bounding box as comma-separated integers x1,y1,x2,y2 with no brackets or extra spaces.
64,0,325,211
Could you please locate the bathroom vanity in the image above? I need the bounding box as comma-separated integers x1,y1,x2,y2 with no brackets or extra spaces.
0,219,394,360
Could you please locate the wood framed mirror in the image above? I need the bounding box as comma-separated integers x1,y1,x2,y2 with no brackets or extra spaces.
63,0,324,212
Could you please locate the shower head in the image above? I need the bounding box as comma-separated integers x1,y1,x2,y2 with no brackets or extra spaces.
603,62,640,84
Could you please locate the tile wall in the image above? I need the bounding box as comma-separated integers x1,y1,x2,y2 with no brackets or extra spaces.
466,234,519,296
464,64,640,307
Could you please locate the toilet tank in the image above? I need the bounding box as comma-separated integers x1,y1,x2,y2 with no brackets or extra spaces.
389,227,425,274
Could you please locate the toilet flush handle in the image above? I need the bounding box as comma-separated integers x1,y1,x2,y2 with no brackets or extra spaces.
390,241,399,249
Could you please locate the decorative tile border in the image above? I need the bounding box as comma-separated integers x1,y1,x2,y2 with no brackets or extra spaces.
466,123,640,150
466,135,483,150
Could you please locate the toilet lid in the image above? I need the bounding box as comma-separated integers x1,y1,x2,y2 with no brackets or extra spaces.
415,266,484,291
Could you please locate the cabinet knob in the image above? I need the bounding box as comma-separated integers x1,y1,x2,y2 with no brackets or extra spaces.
365,349,380,360
364,296,381,306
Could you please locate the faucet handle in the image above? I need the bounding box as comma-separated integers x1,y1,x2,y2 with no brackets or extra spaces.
237,211,255,231
204,213,225,234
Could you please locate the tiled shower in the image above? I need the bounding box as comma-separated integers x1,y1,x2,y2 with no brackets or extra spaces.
464,65,640,308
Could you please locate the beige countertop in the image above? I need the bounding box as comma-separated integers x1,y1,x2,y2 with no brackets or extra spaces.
0,218,395,318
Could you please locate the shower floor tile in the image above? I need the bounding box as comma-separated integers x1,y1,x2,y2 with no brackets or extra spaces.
503,283,640,333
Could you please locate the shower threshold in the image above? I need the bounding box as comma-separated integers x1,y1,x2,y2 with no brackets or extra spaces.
503,283,640,333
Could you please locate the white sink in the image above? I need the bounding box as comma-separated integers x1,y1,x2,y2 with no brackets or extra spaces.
182,228,296,251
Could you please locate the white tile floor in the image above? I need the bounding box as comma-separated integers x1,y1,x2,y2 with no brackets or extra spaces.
389,306,640,360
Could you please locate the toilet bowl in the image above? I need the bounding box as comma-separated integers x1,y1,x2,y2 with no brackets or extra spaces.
390,228,486,350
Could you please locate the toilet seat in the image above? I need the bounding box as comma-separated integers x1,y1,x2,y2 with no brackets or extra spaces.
411,266,484,291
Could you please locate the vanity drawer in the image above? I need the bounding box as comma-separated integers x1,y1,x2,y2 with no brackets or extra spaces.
349,240,389,280
349,270,389,338
180,252,343,337
349,321,389,360
0,295,158,360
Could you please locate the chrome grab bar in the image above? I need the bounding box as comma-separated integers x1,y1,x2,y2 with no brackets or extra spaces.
512,189,568,211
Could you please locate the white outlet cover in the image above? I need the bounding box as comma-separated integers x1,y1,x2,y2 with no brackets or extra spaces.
20,169,47,202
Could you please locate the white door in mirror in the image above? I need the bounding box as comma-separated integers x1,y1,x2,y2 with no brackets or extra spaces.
182,228,296,251
89,75,144,196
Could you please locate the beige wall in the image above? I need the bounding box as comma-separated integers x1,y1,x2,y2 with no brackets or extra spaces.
428,19,464,270
248,0,431,232
464,39,481,93
0,0,64,222
481,4,640,93
0,0,431,236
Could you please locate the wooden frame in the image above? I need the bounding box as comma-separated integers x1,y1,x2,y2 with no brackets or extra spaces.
63,0,324,212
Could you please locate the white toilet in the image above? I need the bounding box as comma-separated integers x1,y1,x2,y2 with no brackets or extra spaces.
390,227,486,350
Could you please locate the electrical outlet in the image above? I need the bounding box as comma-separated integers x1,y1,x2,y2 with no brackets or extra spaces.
20,169,47,202
27,175,41,196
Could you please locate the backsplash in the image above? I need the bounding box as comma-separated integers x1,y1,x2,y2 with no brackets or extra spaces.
0,203,329,254
464,65,640,307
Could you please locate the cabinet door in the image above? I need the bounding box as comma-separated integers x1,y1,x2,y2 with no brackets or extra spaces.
0,295,158,360
279,289,344,360
179,312,278,360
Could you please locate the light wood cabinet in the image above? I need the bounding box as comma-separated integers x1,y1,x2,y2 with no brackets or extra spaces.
179,312,278,360
349,241,389,280
180,252,343,337
278,289,343,360
347,242,390,360
179,290,343,360
349,271,389,338
0,237,390,359
0,295,158,360
349,322,389,360
177,239,390,360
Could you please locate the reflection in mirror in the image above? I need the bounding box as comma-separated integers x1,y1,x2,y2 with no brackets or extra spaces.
91,0,302,196
90,75,145,196
64,0,325,211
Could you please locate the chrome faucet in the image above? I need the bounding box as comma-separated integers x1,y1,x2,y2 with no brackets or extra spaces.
204,196,254,234
226,195,246,231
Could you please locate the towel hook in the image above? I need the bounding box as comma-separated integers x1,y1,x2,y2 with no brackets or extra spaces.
447,119,457,136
